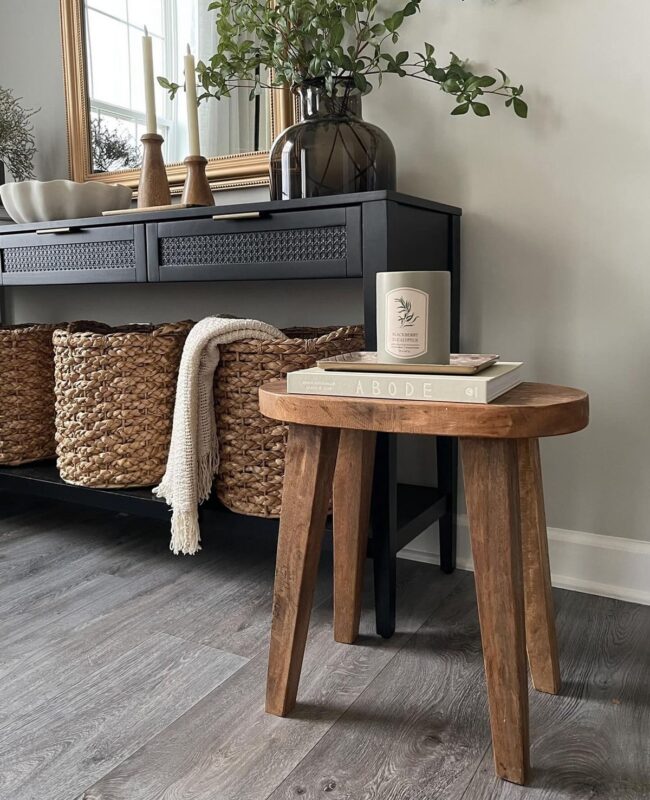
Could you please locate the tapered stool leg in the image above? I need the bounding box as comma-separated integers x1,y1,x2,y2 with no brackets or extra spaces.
333,429,377,644
266,423,340,717
461,437,529,785
517,438,561,694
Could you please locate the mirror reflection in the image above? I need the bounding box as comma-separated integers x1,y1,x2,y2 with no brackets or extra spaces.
84,0,271,173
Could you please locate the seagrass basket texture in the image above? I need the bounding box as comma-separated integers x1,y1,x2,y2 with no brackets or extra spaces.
0,324,59,466
53,320,193,488
215,325,365,517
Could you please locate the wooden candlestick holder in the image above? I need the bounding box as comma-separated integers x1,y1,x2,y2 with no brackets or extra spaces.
138,133,171,208
181,155,214,207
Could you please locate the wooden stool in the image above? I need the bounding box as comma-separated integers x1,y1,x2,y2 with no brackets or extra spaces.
259,382,589,785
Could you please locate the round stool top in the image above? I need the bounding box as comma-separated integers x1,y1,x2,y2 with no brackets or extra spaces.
259,381,589,439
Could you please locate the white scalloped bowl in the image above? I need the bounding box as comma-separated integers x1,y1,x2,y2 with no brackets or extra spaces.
0,180,132,223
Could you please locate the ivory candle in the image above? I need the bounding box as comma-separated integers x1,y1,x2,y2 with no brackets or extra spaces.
376,271,450,365
184,45,201,156
142,25,157,134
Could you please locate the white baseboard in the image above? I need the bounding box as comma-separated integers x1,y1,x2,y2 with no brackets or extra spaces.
399,515,650,606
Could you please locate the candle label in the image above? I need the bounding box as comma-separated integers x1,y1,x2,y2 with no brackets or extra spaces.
385,287,429,359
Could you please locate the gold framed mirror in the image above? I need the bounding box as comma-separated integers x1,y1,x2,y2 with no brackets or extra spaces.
59,0,294,192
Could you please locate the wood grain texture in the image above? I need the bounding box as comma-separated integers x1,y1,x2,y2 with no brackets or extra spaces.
0,513,314,687
2,495,648,800
266,424,341,716
266,573,491,800
259,381,590,439
461,437,530,785
0,571,156,660
460,590,650,800
0,632,245,800
0,507,328,727
518,438,561,694
81,562,465,800
0,516,160,616
180,155,214,206
137,133,171,208
0,514,200,670
0,505,106,591
332,429,376,644
0,492,60,527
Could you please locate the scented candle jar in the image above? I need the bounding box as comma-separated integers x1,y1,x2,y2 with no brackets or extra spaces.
376,271,450,365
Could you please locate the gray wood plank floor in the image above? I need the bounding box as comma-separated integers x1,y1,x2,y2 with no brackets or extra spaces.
0,496,648,800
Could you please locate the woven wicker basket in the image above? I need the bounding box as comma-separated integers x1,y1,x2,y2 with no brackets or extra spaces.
0,324,59,466
215,325,364,517
53,321,193,488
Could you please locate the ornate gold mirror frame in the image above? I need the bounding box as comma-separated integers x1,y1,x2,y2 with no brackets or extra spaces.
59,0,294,192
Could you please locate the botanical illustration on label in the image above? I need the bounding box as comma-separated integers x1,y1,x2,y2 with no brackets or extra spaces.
385,287,428,359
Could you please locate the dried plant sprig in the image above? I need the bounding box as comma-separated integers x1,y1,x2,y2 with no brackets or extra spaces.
0,87,39,181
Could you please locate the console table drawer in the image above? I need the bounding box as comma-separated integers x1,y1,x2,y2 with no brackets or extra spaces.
0,225,146,286
147,208,362,282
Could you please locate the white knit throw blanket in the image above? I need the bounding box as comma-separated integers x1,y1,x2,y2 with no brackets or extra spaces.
154,317,286,555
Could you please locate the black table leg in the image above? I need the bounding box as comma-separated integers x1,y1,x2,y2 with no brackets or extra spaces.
439,213,461,574
371,433,398,638
436,436,458,574
361,200,461,635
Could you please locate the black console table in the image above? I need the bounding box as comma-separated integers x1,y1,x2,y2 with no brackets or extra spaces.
0,190,461,638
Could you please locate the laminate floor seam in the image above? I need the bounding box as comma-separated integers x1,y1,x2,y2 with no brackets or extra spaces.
458,741,493,800
295,568,469,692
265,571,475,799
256,600,431,800
3,498,649,800
67,558,338,799
0,507,99,544
74,663,250,800
158,630,254,662
0,632,246,800
259,729,332,800
1,629,208,740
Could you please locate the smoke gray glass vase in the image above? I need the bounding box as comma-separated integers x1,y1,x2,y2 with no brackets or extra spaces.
269,79,396,200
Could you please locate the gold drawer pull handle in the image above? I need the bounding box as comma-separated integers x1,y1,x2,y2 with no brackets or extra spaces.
36,227,77,235
212,211,263,221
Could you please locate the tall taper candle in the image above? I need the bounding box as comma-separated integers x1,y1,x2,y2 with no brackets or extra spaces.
142,25,157,134
184,44,201,156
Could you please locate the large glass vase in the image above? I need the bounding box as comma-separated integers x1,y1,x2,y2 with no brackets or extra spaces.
269,79,396,200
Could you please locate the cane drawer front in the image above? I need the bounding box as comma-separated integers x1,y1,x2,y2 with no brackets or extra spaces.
0,225,146,286
147,207,362,282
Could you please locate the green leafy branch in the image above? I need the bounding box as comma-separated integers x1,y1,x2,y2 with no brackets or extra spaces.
158,0,527,119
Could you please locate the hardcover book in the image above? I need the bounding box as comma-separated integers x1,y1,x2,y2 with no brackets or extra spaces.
287,362,524,404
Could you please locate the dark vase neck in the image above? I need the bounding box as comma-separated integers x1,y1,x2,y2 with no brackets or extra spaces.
295,79,363,121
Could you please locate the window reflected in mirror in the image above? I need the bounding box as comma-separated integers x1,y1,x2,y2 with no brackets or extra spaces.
84,0,271,174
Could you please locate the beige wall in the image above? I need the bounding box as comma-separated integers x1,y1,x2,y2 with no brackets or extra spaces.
1,1,648,543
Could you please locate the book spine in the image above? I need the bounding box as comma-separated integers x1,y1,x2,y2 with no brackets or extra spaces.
287,371,490,403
